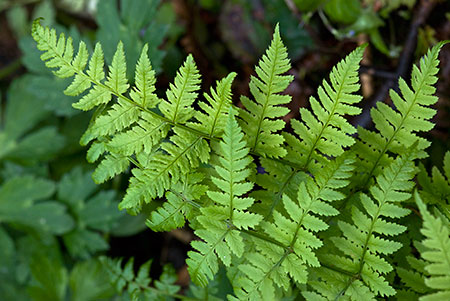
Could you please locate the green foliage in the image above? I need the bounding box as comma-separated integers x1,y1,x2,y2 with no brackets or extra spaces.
31,18,450,301
101,257,180,300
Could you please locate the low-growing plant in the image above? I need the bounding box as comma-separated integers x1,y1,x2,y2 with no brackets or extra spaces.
31,18,449,300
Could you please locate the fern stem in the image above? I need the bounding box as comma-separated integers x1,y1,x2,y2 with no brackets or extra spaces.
170,189,202,209
127,156,143,169
239,228,287,249
265,168,299,219
321,263,356,278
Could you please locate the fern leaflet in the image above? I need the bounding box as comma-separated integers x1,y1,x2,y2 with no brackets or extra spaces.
187,112,263,287
239,24,293,158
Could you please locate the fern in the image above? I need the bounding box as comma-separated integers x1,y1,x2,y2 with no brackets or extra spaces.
31,18,450,301
238,24,293,158
187,112,263,287
253,45,365,220
415,192,450,300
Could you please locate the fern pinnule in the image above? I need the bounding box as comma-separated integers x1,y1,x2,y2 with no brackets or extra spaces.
416,192,450,300
187,112,262,287
32,18,77,78
147,173,207,231
159,54,201,124
284,45,365,170
239,24,293,158
130,44,159,109
189,72,237,137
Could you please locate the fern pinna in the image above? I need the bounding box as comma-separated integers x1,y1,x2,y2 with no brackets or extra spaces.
32,18,449,300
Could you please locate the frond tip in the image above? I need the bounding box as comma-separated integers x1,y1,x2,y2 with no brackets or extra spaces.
239,24,293,158
284,45,365,169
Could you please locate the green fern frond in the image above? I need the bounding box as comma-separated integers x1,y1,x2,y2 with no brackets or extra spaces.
235,156,354,300
189,72,237,137
354,42,446,187
187,112,263,287
147,173,207,231
416,192,450,301
316,151,418,299
239,24,293,158
159,54,201,124
284,45,365,169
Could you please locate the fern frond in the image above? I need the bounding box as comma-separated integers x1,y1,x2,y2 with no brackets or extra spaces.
416,192,450,301
235,156,354,300
119,127,210,210
316,151,417,298
187,112,262,287
354,42,446,186
147,173,207,231
284,45,365,169
239,24,293,158
159,54,201,124
189,72,237,137
130,44,159,109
